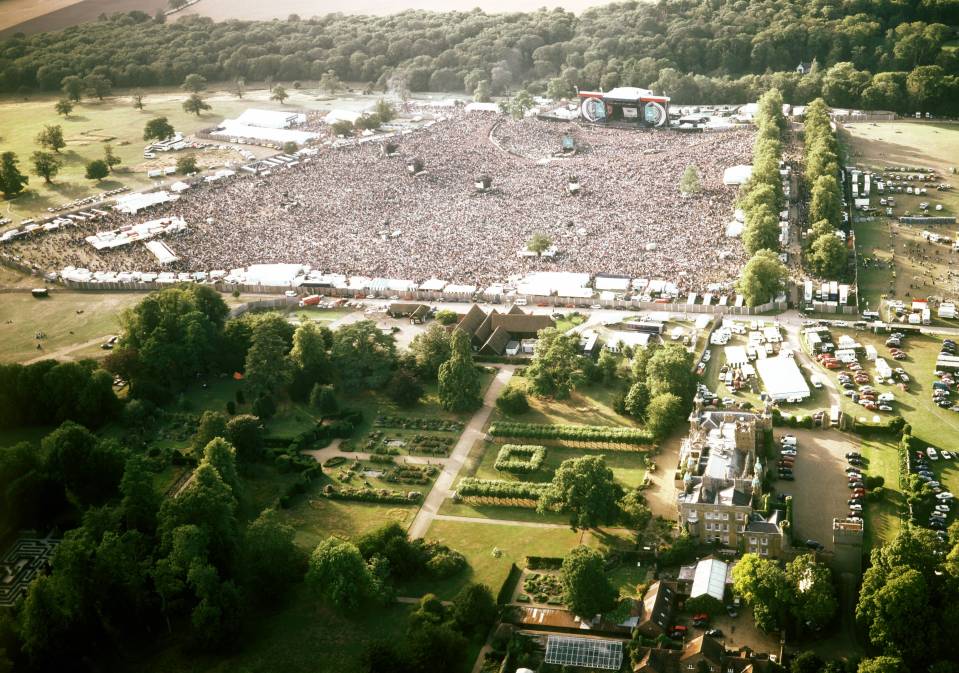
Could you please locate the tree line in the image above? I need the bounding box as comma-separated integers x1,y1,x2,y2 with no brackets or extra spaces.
1,1,957,113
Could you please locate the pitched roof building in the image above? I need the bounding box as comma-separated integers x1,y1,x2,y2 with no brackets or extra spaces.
632,636,780,673
451,304,555,355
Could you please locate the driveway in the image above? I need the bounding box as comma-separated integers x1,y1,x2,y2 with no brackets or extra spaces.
773,428,858,553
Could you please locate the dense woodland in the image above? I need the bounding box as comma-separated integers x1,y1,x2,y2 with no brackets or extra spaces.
0,0,957,113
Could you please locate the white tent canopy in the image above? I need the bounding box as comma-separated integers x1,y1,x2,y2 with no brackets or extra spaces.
691,558,728,601
756,356,812,400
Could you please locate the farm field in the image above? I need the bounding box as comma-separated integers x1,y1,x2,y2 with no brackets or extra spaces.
841,121,959,316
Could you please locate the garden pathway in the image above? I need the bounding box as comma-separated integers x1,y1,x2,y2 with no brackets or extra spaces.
408,365,516,539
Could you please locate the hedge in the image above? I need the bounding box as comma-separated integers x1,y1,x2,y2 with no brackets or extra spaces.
494,444,547,473
525,556,564,570
322,484,422,504
850,415,907,438
488,421,652,447
374,414,464,432
456,478,549,500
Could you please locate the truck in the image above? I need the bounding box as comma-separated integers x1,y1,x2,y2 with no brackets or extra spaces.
298,295,322,307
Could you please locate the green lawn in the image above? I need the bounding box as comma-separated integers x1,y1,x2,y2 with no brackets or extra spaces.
554,312,587,333
497,376,639,428
0,291,144,363
858,438,905,549
278,495,419,551
134,593,412,673
410,519,629,600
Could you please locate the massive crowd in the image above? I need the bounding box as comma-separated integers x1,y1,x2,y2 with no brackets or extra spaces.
6,111,754,290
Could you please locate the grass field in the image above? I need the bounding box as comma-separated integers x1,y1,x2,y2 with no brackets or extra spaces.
496,376,639,428
136,594,412,673
0,290,142,362
410,519,631,600
841,121,959,314
857,438,904,549
0,87,334,222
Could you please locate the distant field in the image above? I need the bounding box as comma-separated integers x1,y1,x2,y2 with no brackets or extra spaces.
0,0,167,36
0,87,332,223
841,121,959,312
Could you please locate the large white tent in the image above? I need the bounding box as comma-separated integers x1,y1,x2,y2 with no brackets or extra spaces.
756,356,811,400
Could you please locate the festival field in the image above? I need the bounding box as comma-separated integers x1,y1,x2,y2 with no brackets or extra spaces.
0,87,333,223
841,121,959,315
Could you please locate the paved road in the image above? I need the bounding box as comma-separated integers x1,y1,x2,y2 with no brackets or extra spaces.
407,365,515,539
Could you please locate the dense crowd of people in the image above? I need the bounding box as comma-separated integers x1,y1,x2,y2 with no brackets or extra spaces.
6,111,754,290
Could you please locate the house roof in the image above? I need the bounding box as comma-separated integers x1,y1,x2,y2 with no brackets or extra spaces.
690,559,728,601
682,635,725,665
480,326,512,355
456,304,487,335
638,581,674,630
490,313,554,335
474,308,499,344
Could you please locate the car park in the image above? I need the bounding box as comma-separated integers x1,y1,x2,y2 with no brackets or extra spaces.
927,448,939,460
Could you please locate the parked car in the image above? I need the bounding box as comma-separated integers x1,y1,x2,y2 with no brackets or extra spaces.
805,539,825,551
927,448,940,460
705,629,723,637
942,451,954,460
849,481,864,489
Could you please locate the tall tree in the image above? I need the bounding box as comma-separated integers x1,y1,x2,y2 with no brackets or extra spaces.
451,583,497,635
119,453,160,533
83,73,112,100
182,94,211,116
645,392,684,439
132,91,145,110
786,554,838,630
540,455,621,528
143,116,175,142
331,320,397,392
36,124,65,153
560,546,617,618
739,250,788,307
30,151,63,184
54,99,74,118
244,315,293,396
409,322,451,380
437,329,481,412
243,508,305,603
732,553,791,632
306,537,375,610
270,85,288,104
182,73,207,93
524,327,582,399
289,321,332,399
103,144,121,172
61,75,83,102
85,159,109,181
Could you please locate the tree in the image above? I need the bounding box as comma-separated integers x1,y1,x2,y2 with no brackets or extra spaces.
283,141,298,154
473,80,492,102
84,159,109,181
307,537,375,610
245,314,293,396
182,73,207,93
223,414,262,462
120,453,160,533
373,99,395,123
857,567,931,661
791,651,825,673
409,323,451,380
743,204,781,255
527,232,552,255
435,309,458,326
244,509,305,603
646,343,694,400
169,0,188,8
739,250,788,307
857,657,906,673
560,546,617,618
54,99,74,118
624,381,649,418
176,156,197,175
270,85,288,104
809,175,842,229
320,70,342,94
183,93,211,116
132,91,145,110
389,368,423,408
438,329,481,412
679,164,702,195
61,75,83,102
330,120,354,137
645,392,683,439
786,554,838,630
809,234,847,279
30,151,62,184
36,124,65,153
524,328,581,399
507,90,534,119
201,438,240,497
42,421,126,507
451,583,497,635
290,321,332,397
496,385,529,415
540,455,621,528
310,384,338,414
732,553,791,632
331,320,397,392
83,73,112,100
233,78,245,99
143,117,175,142
547,76,573,100
103,144,121,172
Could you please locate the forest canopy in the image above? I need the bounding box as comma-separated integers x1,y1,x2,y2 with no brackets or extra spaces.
0,0,957,112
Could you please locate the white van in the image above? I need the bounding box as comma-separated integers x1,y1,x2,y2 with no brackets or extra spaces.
810,375,823,389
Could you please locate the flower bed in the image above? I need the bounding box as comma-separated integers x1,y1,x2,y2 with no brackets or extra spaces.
322,484,421,504
522,572,564,604
494,444,547,473
375,414,464,432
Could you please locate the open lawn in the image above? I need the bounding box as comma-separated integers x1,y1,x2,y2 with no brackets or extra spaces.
841,121,959,316
0,290,143,363
281,496,419,550
410,519,631,600
857,438,904,549
497,376,639,428
0,87,333,222
135,593,412,673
